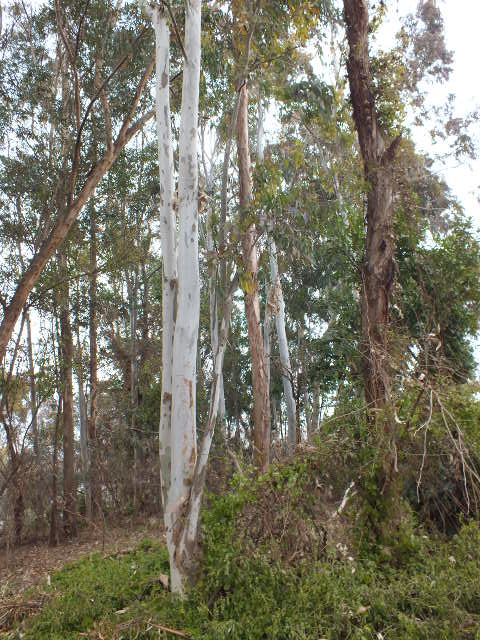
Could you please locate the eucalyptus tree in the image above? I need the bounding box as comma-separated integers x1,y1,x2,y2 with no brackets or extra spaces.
343,0,401,421
145,0,204,594
0,0,156,368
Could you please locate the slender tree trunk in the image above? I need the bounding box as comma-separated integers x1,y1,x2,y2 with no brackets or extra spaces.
310,383,321,437
256,97,296,450
149,0,202,594
5,433,23,545
168,0,202,592
57,248,76,537
126,267,139,508
268,243,297,451
49,397,61,547
12,481,24,546
89,205,100,518
344,0,399,413
258,98,272,391
151,10,176,518
207,223,227,432
25,312,39,456
16,239,40,460
178,287,234,575
76,332,91,518
237,82,271,471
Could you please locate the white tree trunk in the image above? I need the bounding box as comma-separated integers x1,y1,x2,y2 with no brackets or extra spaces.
149,5,177,576
168,0,202,594
179,287,234,572
269,242,297,450
149,0,203,596
256,97,296,451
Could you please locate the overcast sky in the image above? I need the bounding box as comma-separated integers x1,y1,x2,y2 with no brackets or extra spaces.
382,0,480,228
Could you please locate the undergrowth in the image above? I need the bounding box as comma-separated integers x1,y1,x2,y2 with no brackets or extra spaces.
6,451,480,639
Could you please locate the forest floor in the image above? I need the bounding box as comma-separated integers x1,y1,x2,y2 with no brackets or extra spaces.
0,515,165,601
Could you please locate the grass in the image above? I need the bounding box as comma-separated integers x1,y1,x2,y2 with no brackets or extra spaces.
5,457,480,639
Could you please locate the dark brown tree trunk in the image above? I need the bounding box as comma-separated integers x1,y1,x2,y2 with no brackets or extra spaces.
57,248,77,537
49,395,62,547
89,205,100,519
236,82,271,471
343,0,400,413
13,482,24,546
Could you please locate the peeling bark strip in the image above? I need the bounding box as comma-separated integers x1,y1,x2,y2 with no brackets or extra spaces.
343,0,400,411
237,82,271,472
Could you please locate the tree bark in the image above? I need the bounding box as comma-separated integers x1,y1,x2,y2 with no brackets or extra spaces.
168,0,202,592
269,242,297,451
57,247,76,537
126,266,139,508
49,396,61,547
343,0,399,412
149,0,202,595
236,82,271,471
76,335,90,518
150,10,176,517
88,205,100,519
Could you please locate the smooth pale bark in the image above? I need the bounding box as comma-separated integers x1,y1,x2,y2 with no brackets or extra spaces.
49,397,61,547
268,243,297,450
49,314,62,547
148,0,202,594
151,10,176,516
207,225,226,427
237,83,271,471
0,61,154,367
344,0,399,413
149,10,177,584
168,0,202,593
179,288,234,542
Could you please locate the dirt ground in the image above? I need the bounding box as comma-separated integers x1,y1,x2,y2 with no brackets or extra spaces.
0,516,165,601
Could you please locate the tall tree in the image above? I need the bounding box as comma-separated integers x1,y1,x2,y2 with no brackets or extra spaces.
88,204,100,519
343,0,400,415
233,1,271,470
146,0,202,594
0,1,155,366
56,247,76,537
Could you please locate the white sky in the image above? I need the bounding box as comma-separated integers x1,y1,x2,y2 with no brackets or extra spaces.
382,0,480,229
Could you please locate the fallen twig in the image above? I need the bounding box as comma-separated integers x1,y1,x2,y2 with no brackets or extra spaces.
331,481,356,519
0,593,50,631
